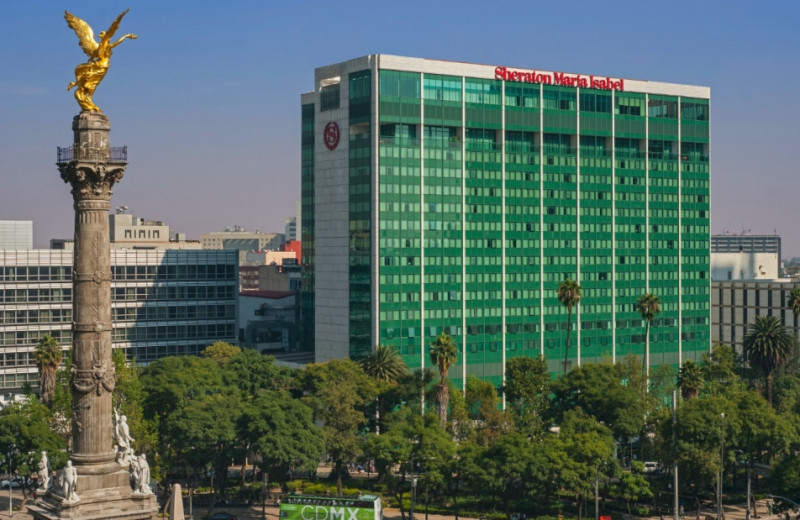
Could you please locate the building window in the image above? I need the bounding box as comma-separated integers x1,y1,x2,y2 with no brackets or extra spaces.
320,83,340,111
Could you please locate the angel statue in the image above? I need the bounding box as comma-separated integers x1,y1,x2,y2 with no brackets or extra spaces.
64,9,138,113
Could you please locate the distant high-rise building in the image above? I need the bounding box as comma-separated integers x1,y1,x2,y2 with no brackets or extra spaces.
285,216,297,242
302,55,711,386
0,221,33,250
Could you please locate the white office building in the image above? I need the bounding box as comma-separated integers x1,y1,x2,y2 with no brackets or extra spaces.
0,249,238,392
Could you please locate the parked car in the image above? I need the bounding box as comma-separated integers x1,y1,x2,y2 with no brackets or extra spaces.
207,513,237,520
0,479,21,489
643,461,661,474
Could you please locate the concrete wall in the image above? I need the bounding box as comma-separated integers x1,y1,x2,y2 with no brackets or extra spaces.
711,252,780,281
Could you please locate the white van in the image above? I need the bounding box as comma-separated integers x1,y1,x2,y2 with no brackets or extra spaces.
643,461,661,474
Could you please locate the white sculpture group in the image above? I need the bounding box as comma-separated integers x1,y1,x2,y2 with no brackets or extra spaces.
113,411,153,496
37,451,79,503
36,412,155,504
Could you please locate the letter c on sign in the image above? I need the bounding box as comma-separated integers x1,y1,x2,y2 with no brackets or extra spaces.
301,506,314,520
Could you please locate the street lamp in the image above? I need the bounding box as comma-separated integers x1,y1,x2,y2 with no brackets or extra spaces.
672,390,679,520
409,477,418,520
717,413,725,520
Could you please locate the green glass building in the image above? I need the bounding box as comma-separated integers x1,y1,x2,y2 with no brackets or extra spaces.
301,55,710,388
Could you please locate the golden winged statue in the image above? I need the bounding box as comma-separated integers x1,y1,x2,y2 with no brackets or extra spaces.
65,9,138,113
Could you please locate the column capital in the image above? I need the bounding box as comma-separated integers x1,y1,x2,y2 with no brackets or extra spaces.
59,161,126,201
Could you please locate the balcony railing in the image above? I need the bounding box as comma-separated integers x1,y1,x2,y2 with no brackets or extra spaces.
57,145,127,163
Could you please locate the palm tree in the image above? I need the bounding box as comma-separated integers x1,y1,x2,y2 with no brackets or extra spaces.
788,287,800,339
677,359,703,400
557,279,582,374
635,292,661,381
360,344,407,434
360,344,407,384
429,332,458,427
33,334,63,405
742,315,797,406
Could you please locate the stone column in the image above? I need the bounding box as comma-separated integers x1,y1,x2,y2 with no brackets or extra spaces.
30,113,157,520
57,112,125,467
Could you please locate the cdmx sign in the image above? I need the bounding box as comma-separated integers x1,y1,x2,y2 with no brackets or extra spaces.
280,504,376,520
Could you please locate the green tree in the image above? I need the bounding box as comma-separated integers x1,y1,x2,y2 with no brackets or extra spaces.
140,355,225,423
162,392,243,503
743,315,797,405
557,279,582,374
550,361,646,457
504,355,550,437
788,287,800,339
635,292,661,382
300,359,376,495
611,470,653,514
360,344,407,434
363,425,413,520
221,348,295,395
771,452,800,501
0,398,66,503
702,343,742,396
548,409,619,520
402,410,456,520
429,332,458,426
733,389,797,468
360,344,408,384
240,390,323,514
464,377,511,446
202,341,242,365
33,334,63,405
475,431,547,519
658,395,732,517
678,359,704,400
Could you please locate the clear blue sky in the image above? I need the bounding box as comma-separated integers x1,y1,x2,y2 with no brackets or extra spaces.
2,1,799,255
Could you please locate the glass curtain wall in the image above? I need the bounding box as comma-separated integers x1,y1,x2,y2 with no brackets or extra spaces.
301,103,315,351
378,71,423,363
349,70,372,358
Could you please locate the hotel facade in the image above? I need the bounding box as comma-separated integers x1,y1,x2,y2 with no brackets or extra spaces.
301,55,710,387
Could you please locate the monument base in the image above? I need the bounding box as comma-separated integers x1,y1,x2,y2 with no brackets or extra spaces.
27,464,159,520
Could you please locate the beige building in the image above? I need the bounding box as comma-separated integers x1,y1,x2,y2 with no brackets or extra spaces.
53,213,201,250
200,227,283,251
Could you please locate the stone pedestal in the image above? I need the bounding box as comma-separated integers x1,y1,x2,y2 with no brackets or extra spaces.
29,112,158,520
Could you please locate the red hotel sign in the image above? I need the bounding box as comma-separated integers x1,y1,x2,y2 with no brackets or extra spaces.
495,66,625,91
324,121,340,151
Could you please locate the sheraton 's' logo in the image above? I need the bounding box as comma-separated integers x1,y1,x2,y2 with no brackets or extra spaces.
324,121,340,151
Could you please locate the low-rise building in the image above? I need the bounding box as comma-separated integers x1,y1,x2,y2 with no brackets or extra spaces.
239,290,299,353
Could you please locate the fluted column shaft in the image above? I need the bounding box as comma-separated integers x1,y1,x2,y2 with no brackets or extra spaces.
58,112,126,466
